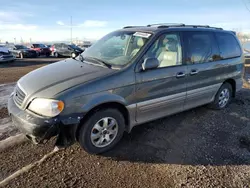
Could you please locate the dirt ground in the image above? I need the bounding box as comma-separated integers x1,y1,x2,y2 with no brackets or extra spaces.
0,108,8,119
0,57,64,84
1,58,250,188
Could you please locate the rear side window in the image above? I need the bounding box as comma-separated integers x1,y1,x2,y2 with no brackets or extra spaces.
215,33,241,59
55,44,62,48
183,31,220,64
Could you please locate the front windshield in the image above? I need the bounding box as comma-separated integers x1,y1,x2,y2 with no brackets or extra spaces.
15,45,28,49
81,31,152,66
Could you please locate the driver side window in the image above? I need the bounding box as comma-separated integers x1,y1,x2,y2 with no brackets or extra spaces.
144,33,182,68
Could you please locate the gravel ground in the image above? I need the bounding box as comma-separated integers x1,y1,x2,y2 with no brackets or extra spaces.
0,140,55,181
1,58,250,187
0,118,19,140
0,108,8,119
2,88,250,188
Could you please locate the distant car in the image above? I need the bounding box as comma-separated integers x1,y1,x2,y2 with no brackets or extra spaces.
0,45,15,63
28,43,51,57
7,44,37,58
52,43,83,58
77,43,92,51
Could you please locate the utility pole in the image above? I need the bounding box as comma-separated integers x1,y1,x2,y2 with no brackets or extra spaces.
70,16,73,44
14,38,16,44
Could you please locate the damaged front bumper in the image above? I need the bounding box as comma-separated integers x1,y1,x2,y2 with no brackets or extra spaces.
7,96,79,147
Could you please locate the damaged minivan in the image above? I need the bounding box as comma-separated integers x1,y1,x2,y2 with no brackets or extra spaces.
8,24,244,154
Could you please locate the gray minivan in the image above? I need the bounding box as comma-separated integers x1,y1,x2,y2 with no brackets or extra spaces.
8,24,244,154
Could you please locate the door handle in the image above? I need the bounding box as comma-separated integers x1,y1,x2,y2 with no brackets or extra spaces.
176,72,186,78
190,69,198,75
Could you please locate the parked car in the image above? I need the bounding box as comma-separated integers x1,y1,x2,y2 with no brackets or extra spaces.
77,41,92,51
0,45,15,63
6,44,37,58
51,43,83,58
28,43,50,57
8,24,244,154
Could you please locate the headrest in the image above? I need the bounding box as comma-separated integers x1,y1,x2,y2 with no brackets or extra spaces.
137,38,145,47
165,40,178,51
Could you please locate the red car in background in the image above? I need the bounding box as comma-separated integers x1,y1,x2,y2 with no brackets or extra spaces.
28,43,51,57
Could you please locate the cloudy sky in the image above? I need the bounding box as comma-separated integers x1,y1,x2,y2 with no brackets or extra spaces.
0,0,250,42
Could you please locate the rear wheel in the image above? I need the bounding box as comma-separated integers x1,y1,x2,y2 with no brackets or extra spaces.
78,108,125,154
209,83,232,110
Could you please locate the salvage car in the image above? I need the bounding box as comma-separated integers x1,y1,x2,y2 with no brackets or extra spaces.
7,44,38,58
52,43,83,58
0,45,15,63
8,24,244,154
28,43,51,57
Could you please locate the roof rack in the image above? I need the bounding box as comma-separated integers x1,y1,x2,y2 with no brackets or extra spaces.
148,23,223,30
123,26,145,29
184,25,223,30
147,23,185,27
123,24,223,30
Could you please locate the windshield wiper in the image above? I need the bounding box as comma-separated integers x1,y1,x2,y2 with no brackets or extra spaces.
85,56,112,68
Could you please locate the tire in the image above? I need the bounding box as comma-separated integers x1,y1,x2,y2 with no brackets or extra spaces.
71,52,76,58
19,53,23,59
209,82,233,110
54,52,59,58
78,108,125,154
46,52,50,57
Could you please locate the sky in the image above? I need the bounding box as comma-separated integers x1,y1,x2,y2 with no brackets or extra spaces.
0,0,250,43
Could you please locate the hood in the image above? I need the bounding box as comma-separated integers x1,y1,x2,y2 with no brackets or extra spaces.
18,58,116,98
0,46,9,53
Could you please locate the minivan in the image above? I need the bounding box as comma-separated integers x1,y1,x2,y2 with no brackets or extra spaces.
8,24,244,154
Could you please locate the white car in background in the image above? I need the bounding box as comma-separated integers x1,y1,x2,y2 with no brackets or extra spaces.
0,45,16,63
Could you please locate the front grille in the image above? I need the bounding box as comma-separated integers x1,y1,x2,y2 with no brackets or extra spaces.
13,85,26,106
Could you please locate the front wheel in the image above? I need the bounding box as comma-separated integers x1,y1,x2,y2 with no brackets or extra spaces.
71,52,76,58
209,83,232,110
78,109,125,154
54,52,59,58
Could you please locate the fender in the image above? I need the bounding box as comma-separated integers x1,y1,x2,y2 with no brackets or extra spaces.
81,92,128,113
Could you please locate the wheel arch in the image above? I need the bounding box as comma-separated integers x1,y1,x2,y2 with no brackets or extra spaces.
75,101,130,141
223,78,236,97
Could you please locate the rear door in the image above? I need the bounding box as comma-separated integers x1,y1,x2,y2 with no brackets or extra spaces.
61,44,71,57
135,32,188,124
183,31,224,110
55,44,63,55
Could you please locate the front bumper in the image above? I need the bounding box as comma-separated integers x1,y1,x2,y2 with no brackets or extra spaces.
23,52,37,58
8,95,59,143
7,95,79,146
0,57,15,62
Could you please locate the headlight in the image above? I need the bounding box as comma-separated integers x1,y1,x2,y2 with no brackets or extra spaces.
28,98,64,117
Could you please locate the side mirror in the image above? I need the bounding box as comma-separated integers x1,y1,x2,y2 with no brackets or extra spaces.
142,57,159,71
